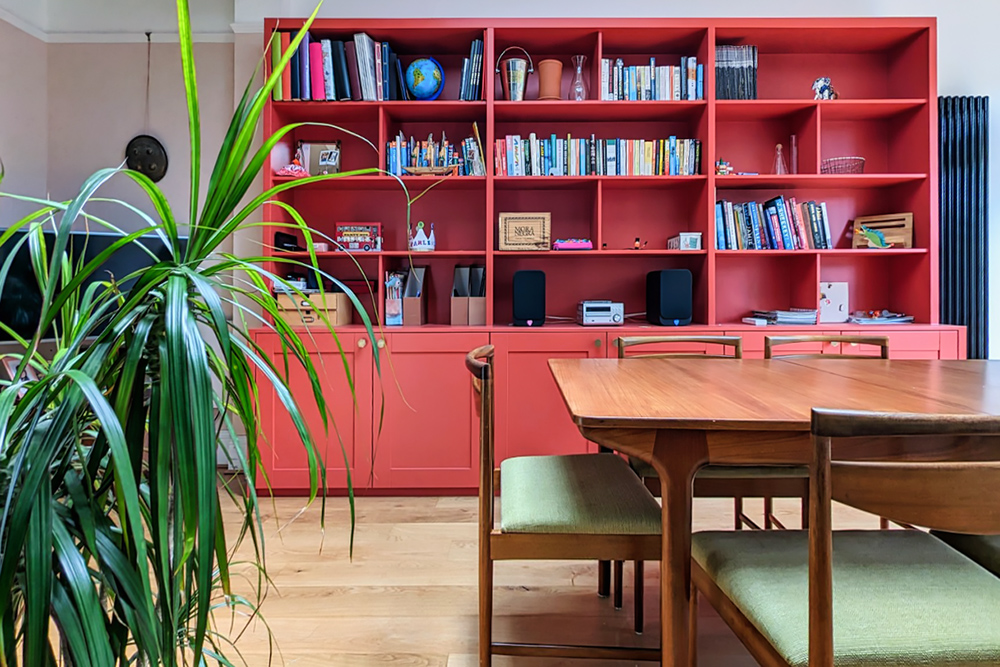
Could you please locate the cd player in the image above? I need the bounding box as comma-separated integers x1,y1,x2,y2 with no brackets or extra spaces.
577,300,624,326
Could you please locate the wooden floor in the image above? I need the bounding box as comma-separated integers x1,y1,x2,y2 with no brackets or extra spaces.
225,495,879,666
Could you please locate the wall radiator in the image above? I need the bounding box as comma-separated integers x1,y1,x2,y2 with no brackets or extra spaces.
939,96,989,358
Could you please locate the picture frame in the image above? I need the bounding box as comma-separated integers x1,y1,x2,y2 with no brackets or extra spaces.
300,141,342,176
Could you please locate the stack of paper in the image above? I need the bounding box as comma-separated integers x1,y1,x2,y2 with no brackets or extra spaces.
752,308,818,325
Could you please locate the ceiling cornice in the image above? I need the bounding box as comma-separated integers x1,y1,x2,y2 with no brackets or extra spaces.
0,6,47,41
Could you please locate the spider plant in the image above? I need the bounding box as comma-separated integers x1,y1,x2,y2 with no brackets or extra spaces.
0,1,380,664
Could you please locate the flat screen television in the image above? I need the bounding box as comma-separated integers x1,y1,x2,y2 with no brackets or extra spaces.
0,230,186,341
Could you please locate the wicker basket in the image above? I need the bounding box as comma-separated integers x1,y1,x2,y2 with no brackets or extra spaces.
821,156,866,174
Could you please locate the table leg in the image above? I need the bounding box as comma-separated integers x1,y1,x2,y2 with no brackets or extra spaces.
654,429,708,667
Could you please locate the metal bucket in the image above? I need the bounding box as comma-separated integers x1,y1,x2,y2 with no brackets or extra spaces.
496,46,533,101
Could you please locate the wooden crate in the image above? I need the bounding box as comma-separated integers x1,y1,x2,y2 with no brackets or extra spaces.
852,213,914,248
276,292,353,327
498,212,551,251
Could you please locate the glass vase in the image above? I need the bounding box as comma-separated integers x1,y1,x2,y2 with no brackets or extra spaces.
569,55,588,101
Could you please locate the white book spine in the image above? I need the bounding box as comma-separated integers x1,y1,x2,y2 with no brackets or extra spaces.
601,58,610,100
819,201,833,249
687,56,697,100
673,65,681,101
321,40,335,101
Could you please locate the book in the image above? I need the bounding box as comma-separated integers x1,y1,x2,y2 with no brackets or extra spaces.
310,42,325,101
332,40,351,101
374,42,383,101
322,40,336,100
290,42,300,99
299,31,311,100
344,41,361,100
270,30,282,101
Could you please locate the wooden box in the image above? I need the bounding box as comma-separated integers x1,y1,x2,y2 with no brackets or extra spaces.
498,212,551,251
852,213,913,249
276,292,353,327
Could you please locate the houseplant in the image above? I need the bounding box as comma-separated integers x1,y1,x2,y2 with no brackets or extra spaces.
0,1,382,664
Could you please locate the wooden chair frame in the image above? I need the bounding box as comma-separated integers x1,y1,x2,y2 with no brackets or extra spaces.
693,408,1000,667
609,334,808,633
467,345,661,664
764,334,890,360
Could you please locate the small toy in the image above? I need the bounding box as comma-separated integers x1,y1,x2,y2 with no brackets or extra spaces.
409,220,436,252
715,158,735,176
275,147,310,178
812,77,839,100
553,238,593,250
855,224,893,248
335,223,382,252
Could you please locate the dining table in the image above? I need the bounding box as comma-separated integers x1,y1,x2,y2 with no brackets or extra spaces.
548,357,1000,667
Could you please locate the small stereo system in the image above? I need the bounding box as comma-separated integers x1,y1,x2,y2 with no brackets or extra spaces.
577,300,624,326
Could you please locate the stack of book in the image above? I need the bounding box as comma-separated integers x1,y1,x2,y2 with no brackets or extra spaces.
715,195,835,250
386,127,485,176
715,45,758,100
599,57,704,100
458,38,484,101
848,310,914,325
496,134,701,177
751,308,818,325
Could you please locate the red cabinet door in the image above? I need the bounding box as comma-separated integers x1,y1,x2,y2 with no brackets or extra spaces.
372,332,490,489
255,331,373,493
492,331,607,461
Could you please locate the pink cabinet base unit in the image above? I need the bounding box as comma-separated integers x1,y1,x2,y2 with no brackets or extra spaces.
253,324,965,494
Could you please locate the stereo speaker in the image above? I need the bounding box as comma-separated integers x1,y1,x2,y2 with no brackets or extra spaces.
512,270,545,326
646,269,693,326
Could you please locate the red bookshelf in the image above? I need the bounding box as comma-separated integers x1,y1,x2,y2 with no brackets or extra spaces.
254,17,963,494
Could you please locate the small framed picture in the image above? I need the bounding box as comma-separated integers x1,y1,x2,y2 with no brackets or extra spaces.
300,141,342,176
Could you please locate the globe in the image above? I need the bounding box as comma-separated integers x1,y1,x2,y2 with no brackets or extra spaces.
405,58,444,101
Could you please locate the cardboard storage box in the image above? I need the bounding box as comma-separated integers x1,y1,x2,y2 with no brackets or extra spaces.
450,266,487,325
276,292,353,327
402,267,427,326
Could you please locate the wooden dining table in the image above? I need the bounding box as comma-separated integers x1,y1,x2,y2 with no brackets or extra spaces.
548,357,1000,667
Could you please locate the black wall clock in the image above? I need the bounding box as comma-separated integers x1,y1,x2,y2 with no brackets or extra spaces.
125,134,168,183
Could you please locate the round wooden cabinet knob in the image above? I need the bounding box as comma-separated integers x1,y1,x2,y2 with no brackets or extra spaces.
357,338,368,349
377,339,386,349
595,338,602,347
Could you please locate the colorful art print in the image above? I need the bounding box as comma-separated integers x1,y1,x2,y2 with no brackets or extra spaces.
335,223,382,252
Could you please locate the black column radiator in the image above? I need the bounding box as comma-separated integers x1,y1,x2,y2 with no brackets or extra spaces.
939,96,989,358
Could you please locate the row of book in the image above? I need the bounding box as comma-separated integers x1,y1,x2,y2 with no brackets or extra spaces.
599,57,704,101
496,135,702,177
269,31,483,102
385,129,486,176
715,195,836,250
458,39,485,101
715,45,758,100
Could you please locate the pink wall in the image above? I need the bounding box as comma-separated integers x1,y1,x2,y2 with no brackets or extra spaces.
46,41,234,233
0,19,47,226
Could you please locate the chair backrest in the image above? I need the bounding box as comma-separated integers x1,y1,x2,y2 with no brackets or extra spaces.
812,408,1000,534
807,408,1000,667
466,345,496,532
764,334,889,359
615,335,743,359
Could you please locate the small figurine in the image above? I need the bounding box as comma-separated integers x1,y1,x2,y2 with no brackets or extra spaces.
409,220,436,252
812,77,839,100
715,158,735,176
855,224,893,248
772,143,789,175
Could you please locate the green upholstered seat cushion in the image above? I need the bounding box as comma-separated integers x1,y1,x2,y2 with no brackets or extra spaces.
500,453,661,535
692,530,1000,667
630,458,807,481
932,531,1000,578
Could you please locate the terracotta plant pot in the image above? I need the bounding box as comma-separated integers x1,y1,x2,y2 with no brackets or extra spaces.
537,59,563,100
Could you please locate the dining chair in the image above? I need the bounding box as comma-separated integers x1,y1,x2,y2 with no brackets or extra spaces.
466,345,662,664
765,334,891,528
611,334,808,633
691,407,1000,667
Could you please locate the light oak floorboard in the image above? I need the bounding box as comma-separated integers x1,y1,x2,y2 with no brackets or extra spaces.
223,495,878,666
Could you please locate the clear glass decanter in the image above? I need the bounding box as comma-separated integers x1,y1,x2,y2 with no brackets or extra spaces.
569,55,588,101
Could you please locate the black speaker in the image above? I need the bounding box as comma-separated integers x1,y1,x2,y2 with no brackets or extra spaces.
646,269,692,326
512,270,545,326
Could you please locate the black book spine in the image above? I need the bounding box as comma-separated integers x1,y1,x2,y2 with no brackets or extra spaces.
331,41,351,101
290,47,301,99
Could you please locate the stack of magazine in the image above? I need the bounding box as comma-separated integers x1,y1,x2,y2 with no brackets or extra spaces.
751,308,818,325
848,310,914,325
